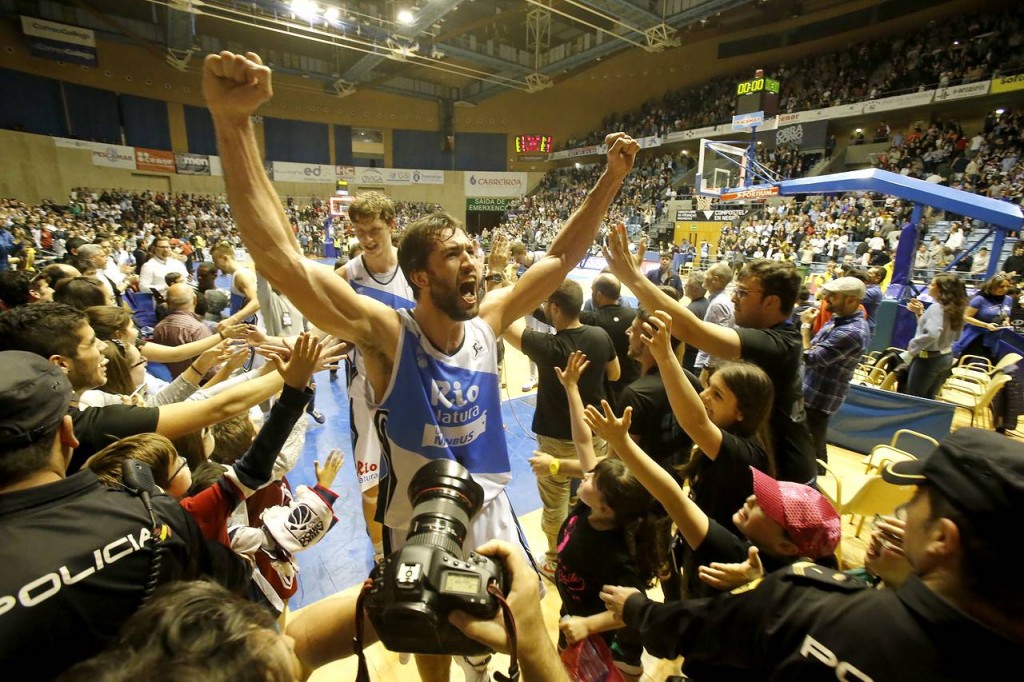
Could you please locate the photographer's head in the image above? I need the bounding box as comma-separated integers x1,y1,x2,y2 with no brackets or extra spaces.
59,580,301,682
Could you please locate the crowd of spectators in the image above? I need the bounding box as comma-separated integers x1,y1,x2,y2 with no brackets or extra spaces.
562,6,1024,149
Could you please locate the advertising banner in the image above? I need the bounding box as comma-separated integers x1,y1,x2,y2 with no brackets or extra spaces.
410,169,444,184
353,167,387,185
91,144,136,170
933,80,991,102
335,165,356,179
549,144,602,160
990,74,1024,94
174,152,211,176
636,136,662,149
732,111,764,130
271,161,336,183
21,16,97,66
465,172,527,197
675,208,749,222
861,90,935,114
209,155,223,177
774,119,829,150
135,148,175,174
467,198,514,212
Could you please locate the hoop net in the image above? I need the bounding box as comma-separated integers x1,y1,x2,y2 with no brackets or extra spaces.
695,194,715,211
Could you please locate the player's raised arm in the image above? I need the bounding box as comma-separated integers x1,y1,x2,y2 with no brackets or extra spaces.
202,51,395,349
483,133,639,333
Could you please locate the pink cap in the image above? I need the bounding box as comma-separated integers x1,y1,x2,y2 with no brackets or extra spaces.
750,467,840,558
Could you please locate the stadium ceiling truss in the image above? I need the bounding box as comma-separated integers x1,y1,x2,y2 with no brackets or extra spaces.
33,0,765,102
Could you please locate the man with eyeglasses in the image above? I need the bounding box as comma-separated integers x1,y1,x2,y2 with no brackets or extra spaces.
138,237,188,297
604,226,817,483
0,351,250,680
601,428,1024,680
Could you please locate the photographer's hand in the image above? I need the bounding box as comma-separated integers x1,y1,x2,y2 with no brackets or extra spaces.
449,541,567,682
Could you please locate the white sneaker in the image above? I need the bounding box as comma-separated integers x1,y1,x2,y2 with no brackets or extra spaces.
521,379,538,392
456,654,492,682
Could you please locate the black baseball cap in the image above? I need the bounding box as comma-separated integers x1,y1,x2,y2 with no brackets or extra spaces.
0,351,72,450
883,428,1024,519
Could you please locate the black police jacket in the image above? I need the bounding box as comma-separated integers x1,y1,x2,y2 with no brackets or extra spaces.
0,470,250,680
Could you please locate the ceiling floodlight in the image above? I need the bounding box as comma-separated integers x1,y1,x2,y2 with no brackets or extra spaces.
323,7,340,22
290,0,319,20
397,9,415,24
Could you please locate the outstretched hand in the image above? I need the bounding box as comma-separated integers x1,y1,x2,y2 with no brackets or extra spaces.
599,585,640,622
315,449,345,489
554,350,590,391
602,223,641,284
640,310,674,362
202,51,273,120
261,332,322,389
697,545,764,591
583,401,632,444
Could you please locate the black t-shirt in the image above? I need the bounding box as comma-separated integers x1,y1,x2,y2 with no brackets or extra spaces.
69,404,161,473
522,325,616,439
681,516,791,600
580,304,639,395
689,430,769,537
556,503,645,617
617,369,694,477
736,322,816,483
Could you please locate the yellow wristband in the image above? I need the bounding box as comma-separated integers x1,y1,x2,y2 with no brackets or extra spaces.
549,459,561,476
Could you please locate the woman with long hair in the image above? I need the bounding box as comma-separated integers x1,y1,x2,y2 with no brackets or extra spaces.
953,274,1011,361
903,272,968,399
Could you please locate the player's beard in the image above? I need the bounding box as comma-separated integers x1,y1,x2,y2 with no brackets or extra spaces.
429,276,479,322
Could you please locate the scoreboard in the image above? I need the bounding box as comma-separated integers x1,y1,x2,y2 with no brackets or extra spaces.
735,72,780,118
515,135,553,154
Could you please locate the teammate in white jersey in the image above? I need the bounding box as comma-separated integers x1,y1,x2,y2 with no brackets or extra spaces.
336,192,416,561
204,50,638,682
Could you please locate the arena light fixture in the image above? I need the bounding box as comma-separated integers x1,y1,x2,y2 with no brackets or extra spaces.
397,9,415,25
290,0,319,21
323,6,340,22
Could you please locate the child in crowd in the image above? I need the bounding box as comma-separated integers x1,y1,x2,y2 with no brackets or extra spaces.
552,351,670,681
585,401,841,601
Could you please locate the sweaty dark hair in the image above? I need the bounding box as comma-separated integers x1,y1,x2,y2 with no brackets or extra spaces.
398,212,462,298
0,302,88,359
740,260,802,314
0,270,34,309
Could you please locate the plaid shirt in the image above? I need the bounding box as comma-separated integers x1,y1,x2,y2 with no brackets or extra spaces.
802,311,871,414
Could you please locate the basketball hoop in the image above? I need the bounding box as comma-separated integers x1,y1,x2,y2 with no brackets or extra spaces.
695,194,714,211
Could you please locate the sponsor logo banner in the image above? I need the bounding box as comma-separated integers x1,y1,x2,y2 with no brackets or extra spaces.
549,144,601,160
637,136,662,149
774,120,829,150
410,169,444,184
271,161,336,183
676,208,750,222
335,165,355,179
934,80,991,102
862,90,935,113
719,185,779,201
732,111,765,130
354,167,386,185
135,148,175,174
174,152,210,176
209,155,223,177
91,144,136,170
467,197,514,211
776,112,805,125
21,16,97,66
990,75,1024,94
667,125,718,143
800,102,865,121
465,172,527,197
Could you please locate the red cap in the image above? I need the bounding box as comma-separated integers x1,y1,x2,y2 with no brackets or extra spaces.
750,467,840,558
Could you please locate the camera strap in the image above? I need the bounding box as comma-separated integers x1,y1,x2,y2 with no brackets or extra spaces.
353,579,374,682
488,584,521,682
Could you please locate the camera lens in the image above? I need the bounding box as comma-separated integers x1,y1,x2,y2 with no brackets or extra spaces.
405,459,484,558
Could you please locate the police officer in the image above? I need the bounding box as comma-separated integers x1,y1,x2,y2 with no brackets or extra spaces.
601,428,1024,680
0,351,250,680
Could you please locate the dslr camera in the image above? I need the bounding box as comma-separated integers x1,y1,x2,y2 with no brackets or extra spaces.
365,459,508,656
